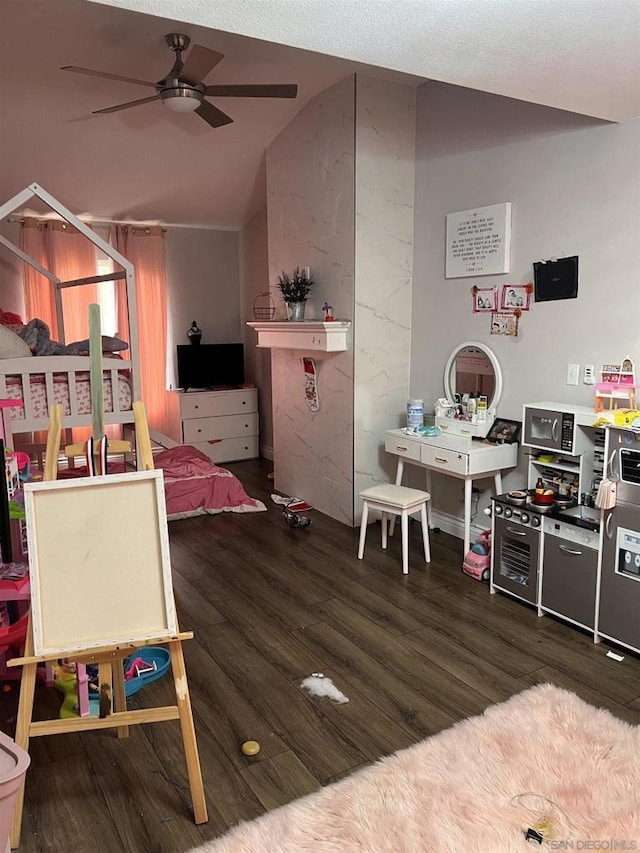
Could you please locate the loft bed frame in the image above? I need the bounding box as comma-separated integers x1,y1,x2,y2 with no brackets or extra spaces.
0,183,141,450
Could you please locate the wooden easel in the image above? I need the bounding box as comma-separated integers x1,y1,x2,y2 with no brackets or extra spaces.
8,330,207,847
9,616,207,847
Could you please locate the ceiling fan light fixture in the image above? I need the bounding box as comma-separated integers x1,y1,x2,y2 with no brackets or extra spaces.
161,86,202,113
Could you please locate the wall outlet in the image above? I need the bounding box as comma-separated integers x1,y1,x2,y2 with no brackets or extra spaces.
566,363,579,385
583,365,595,384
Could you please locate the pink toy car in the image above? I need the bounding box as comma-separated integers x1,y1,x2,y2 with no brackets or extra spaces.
462,530,491,582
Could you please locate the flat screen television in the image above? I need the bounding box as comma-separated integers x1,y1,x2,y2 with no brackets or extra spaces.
177,343,245,391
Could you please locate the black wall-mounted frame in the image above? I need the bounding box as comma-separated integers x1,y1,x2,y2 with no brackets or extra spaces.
533,255,579,302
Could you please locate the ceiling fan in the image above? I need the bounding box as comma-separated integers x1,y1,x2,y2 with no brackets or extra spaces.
61,33,298,129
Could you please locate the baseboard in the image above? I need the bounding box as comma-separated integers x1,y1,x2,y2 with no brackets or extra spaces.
260,443,274,461
427,508,488,545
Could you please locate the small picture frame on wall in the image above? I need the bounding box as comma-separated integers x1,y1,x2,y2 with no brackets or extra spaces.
490,311,519,337
472,287,497,313
500,284,531,311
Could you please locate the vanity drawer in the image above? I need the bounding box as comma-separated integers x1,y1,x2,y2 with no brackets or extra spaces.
420,444,469,475
385,434,422,462
183,412,259,443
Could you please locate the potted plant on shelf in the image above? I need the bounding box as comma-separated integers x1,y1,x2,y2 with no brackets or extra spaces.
276,267,313,321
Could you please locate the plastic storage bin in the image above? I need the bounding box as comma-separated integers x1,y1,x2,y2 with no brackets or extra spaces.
0,731,30,853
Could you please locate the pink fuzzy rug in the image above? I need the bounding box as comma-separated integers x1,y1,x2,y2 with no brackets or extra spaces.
191,685,640,852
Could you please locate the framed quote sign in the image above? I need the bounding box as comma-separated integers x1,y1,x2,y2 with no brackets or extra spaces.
446,202,512,278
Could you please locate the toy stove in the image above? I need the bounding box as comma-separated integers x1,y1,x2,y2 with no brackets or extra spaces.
491,492,544,604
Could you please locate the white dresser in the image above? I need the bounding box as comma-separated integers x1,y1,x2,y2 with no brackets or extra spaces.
171,388,259,463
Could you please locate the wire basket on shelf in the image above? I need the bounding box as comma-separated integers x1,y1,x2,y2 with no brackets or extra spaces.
253,292,275,320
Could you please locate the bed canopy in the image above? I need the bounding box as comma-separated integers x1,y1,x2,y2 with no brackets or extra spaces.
0,182,141,403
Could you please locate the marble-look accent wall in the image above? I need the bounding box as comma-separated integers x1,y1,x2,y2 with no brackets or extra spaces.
354,77,416,510
266,74,416,525
266,77,356,524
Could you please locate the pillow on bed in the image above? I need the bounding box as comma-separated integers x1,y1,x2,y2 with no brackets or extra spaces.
0,325,32,359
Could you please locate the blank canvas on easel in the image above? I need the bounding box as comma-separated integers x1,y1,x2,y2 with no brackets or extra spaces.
25,470,177,656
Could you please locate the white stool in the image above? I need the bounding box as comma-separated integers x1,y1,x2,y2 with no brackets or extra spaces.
358,484,431,575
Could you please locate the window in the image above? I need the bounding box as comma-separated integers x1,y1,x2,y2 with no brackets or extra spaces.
95,256,118,336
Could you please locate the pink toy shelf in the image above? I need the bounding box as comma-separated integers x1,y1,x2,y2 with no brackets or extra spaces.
595,358,637,412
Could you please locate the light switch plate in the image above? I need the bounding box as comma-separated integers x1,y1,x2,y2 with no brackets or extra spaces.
567,363,579,385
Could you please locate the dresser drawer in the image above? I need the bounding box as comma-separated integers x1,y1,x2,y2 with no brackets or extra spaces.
183,412,258,444
420,444,469,475
180,389,256,420
191,436,259,464
384,434,422,462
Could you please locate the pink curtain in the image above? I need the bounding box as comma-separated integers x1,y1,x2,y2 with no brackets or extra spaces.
18,219,58,338
112,226,170,435
18,219,97,342
46,221,97,342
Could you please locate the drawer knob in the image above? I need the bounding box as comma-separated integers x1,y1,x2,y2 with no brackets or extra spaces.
242,401,246,405
197,429,202,433
195,405,199,409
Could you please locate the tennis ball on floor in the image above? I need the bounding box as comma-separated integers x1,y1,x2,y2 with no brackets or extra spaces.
241,740,261,756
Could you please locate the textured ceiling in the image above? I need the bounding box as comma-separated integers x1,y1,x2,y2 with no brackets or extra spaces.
1,0,387,228
93,0,640,122
1,0,638,230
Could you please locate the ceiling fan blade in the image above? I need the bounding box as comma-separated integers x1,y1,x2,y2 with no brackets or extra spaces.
93,95,161,115
61,66,157,88
181,45,224,83
195,100,234,129
204,84,298,98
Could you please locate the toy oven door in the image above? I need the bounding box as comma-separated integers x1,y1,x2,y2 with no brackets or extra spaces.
492,516,540,604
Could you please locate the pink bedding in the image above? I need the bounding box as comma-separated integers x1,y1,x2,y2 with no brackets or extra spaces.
5,371,132,421
153,445,266,520
58,444,265,520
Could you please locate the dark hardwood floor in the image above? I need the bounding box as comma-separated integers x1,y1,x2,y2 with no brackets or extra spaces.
5,457,640,852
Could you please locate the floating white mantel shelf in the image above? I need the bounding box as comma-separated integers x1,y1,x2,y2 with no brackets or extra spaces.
246,320,351,352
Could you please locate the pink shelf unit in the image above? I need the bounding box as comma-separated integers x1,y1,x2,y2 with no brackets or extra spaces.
594,382,639,412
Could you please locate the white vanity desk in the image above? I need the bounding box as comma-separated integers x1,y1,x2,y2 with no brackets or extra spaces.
387,340,518,554
385,429,517,554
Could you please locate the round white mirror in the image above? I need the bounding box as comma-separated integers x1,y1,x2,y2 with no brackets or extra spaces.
444,341,502,413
